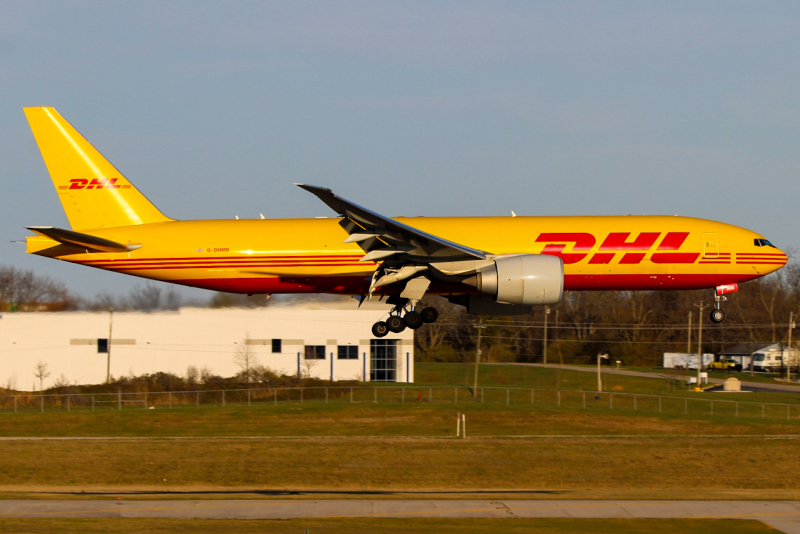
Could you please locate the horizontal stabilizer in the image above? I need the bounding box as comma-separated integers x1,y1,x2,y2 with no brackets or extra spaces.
26,226,140,253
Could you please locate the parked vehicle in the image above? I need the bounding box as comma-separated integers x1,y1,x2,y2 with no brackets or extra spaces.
707,357,742,372
751,352,784,372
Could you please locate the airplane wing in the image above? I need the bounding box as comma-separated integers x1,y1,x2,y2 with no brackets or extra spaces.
296,184,487,263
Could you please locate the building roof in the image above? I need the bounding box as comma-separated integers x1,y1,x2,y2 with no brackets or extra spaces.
719,342,780,355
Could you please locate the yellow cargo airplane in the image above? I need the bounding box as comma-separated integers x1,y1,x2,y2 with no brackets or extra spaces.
23,107,788,337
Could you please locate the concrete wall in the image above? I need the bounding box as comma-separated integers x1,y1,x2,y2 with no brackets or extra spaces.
0,305,414,389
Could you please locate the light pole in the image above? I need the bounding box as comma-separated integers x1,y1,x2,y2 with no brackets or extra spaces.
695,302,706,387
543,306,550,368
788,312,795,381
597,353,609,392
473,318,486,398
106,307,114,383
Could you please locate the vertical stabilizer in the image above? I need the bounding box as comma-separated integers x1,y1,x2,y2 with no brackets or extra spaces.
24,107,173,231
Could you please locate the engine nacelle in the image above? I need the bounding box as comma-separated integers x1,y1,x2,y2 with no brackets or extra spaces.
467,254,564,305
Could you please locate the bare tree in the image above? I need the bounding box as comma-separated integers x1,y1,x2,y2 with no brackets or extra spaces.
127,283,163,311
186,366,199,386
85,291,118,311
52,373,71,388
209,292,271,308
4,375,17,392
234,335,259,384
33,360,51,391
302,347,323,379
0,265,73,311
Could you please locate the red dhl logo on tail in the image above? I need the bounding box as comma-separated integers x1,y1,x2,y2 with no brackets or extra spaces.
58,178,132,190
535,232,699,265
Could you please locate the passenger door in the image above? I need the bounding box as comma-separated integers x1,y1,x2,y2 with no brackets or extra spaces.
703,233,719,258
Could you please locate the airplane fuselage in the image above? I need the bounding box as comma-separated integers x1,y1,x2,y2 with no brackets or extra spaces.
27,215,787,295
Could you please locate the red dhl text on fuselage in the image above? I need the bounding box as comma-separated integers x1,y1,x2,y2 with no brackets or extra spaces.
53,215,786,294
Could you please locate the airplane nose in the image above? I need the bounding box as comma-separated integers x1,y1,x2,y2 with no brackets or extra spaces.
769,248,789,273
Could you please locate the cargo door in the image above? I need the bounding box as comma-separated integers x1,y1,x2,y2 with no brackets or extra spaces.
703,233,719,258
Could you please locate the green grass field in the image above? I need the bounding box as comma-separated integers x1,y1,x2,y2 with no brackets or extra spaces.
2,363,797,532
415,362,800,404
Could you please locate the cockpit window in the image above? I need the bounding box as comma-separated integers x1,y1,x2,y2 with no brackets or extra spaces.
754,238,777,248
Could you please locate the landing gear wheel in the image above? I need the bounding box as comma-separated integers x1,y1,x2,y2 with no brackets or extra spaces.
420,307,439,323
372,321,389,338
386,315,406,333
404,311,423,330
710,309,725,323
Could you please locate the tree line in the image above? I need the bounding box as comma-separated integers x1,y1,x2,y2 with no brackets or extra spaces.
3,261,799,367
416,260,800,366
0,265,271,312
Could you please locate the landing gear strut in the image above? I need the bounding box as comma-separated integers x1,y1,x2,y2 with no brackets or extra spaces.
710,284,738,324
371,297,439,337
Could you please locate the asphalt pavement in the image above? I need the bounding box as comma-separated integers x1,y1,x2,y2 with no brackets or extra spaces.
1,499,799,532
508,363,800,393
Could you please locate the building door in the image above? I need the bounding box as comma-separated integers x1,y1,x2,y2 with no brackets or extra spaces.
703,233,719,258
370,339,397,382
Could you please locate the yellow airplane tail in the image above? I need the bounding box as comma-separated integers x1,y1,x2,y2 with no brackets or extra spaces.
24,107,173,231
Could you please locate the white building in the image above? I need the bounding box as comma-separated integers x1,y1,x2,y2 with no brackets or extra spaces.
663,352,714,369
0,303,414,390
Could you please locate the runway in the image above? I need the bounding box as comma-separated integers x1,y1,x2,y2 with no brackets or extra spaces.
1,500,800,533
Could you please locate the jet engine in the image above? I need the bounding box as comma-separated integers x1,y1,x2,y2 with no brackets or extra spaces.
464,254,564,306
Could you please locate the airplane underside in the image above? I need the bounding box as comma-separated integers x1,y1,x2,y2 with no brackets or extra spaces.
165,271,763,295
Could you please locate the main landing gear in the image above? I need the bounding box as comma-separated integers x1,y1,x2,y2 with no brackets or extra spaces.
372,299,439,338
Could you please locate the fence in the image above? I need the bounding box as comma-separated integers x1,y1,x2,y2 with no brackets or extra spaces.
0,386,798,421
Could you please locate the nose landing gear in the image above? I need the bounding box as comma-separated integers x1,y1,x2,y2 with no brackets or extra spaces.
710,283,738,323
371,298,439,337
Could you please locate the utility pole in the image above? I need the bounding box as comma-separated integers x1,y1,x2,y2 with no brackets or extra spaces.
556,309,563,366
788,312,795,381
543,306,550,368
473,318,485,398
687,310,692,353
695,302,705,387
106,307,114,383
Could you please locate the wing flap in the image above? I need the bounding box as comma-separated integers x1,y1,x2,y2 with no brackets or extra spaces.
296,184,487,261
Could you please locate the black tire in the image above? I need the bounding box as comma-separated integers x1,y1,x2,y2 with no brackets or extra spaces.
404,311,424,329
420,307,439,323
372,321,389,338
710,309,725,323
386,315,406,333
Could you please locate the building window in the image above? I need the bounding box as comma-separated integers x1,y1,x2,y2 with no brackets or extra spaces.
370,339,397,382
272,339,282,353
338,345,358,360
97,338,108,353
304,345,325,360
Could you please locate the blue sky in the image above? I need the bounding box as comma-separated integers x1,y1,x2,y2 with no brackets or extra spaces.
1,1,799,299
